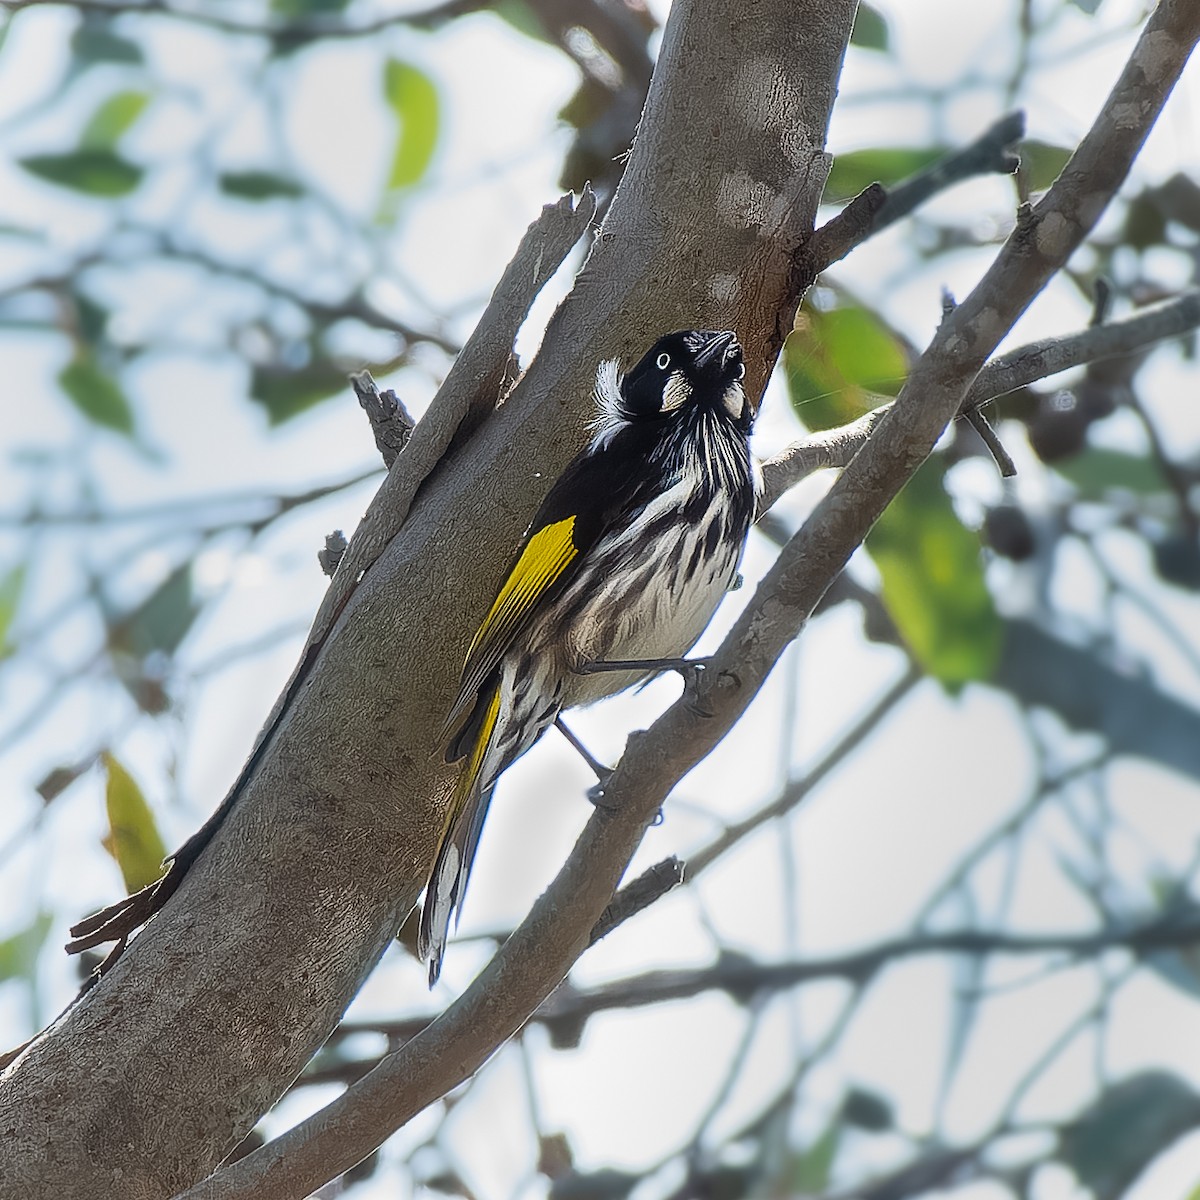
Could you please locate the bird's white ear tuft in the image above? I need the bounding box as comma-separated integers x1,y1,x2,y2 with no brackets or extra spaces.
589,357,626,445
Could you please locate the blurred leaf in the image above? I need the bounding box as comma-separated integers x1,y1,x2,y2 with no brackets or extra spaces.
789,1122,839,1193
101,753,167,892
825,146,943,201
538,1133,574,1180
1153,173,1200,232
1051,446,1167,498
59,355,136,434
549,1168,637,1200
559,76,609,132
219,170,305,201
784,304,906,429
382,59,439,191
850,2,889,51
1124,192,1169,250
0,222,42,240
271,0,349,14
1059,1072,1200,1200
0,564,25,659
841,1087,894,1131
81,90,150,151
423,1167,475,1198
36,761,88,804
494,0,551,42
1152,534,1200,591
983,504,1036,561
1020,139,1073,192
73,290,109,344
250,361,348,424
120,563,197,658
20,150,142,197
70,22,143,65
1068,0,1104,12
0,912,54,984
1146,941,1200,998
867,461,1002,687
345,1149,380,1185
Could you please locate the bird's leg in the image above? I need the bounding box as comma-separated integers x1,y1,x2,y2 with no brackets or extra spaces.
578,656,714,716
578,655,712,679
554,717,615,805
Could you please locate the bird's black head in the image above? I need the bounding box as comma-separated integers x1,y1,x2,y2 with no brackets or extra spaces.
618,330,750,431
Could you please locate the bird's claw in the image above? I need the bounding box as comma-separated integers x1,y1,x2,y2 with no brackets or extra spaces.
586,769,616,810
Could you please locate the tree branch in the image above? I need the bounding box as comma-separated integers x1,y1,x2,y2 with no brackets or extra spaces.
4,0,480,42
797,111,1027,283
62,187,598,961
873,110,1025,230
174,6,1200,1197
758,288,1200,510
0,1,854,1194
350,371,415,470
311,905,1200,1081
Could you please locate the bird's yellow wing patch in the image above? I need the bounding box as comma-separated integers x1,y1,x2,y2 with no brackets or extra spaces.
443,515,580,750
467,516,578,664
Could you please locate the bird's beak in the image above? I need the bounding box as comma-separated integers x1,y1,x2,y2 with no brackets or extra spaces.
694,330,739,372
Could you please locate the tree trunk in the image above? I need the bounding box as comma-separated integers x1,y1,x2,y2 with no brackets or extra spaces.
0,1,853,1195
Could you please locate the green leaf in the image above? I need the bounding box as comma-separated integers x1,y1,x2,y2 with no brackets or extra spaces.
120,563,198,658
825,146,943,202
81,91,150,151
1020,139,1073,192
789,1122,839,1193
70,23,143,65
1059,1073,1200,1200
73,290,110,344
271,0,349,14
250,361,348,424
1051,447,1167,498
493,0,550,42
0,912,54,984
382,59,439,191
219,170,305,201
58,355,136,434
20,150,142,197
784,304,906,430
850,2,889,51
101,753,167,893
867,461,1003,687
841,1088,894,1131
0,564,26,659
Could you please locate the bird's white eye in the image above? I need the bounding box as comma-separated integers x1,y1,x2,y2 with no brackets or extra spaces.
734,360,746,380
656,352,671,370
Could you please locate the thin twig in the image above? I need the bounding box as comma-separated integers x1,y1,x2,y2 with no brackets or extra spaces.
3,0,479,41
758,289,1200,510
686,665,921,877
318,908,1200,1058
873,111,1025,230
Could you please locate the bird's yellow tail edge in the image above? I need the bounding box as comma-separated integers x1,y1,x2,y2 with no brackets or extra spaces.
440,680,501,843
419,679,502,983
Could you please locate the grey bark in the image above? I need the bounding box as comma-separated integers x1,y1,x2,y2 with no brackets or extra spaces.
173,4,1200,1196
0,1,853,1196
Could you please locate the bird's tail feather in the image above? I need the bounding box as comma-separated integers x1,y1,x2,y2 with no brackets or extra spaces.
418,679,502,985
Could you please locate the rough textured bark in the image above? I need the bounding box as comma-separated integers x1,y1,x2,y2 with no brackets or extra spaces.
170,4,1200,1196
0,1,854,1195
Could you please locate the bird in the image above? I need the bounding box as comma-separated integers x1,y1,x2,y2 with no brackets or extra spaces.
419,328,759,984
